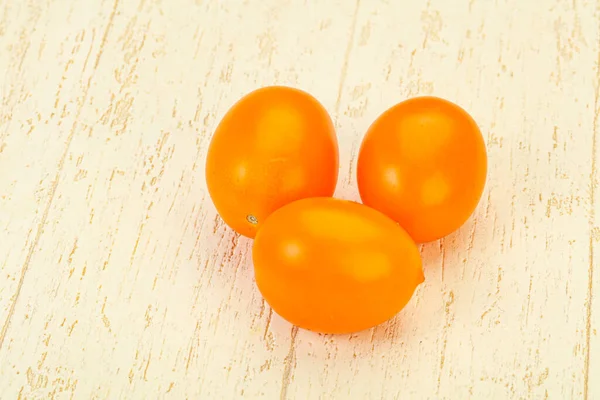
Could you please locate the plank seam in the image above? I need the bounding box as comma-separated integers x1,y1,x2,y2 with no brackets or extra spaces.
583,25,600,400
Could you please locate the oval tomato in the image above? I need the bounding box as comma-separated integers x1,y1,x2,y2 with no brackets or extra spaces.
357,96,487,243
252,197,424,334
205,86,339,238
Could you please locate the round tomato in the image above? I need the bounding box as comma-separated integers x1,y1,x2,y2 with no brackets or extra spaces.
205,86,339,238
357,96,487,243
252,197,424,334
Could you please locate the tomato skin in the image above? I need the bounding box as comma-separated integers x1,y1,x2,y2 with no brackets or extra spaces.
206,86,339,238
252,197,424,334
357,96,487,243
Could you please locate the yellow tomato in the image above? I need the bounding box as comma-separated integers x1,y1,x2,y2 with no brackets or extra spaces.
205,86,339,238
357,96,487,243
252,197,424,334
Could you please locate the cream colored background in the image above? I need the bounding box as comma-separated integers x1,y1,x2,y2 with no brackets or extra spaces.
0,0,598,398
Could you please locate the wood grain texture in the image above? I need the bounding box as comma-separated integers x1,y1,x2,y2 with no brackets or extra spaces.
0,0,116,349
589,2,600,396
0,0,598,399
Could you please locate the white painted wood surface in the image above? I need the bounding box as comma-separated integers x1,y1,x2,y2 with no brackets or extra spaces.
0,0,598,398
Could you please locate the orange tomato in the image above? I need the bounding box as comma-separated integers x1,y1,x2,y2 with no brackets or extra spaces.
357,96,487,243
252,197,424,334
205,86,339,238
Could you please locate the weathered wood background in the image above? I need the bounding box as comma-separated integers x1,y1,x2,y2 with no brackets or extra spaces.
0,0,598,398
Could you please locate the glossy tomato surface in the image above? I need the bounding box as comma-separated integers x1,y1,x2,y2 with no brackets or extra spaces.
206,86,339,238
357,96,487,243
252,197,424,334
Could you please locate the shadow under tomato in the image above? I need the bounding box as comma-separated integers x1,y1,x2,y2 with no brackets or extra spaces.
418,187,496,277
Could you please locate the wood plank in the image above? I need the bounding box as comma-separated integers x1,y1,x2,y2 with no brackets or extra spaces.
284,0,599,398
0,0,359,398
0,0,117,348
588,23,600,398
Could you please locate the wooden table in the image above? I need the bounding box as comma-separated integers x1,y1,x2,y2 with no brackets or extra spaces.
1,0,598,398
